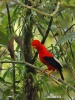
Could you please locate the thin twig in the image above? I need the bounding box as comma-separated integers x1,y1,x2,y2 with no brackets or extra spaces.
5,0,16,93
31,17,53,64
12,63,16,93
0,82,10,88
65,24,75,33
0,88,4,93
41,17,53,44
53,23,75,79
52,79,72,100
65,24,75,61
0,49,6,57
61,87,72,100
64,25,75,79
0,60,75,92
11,0,60,17
5,0,12,35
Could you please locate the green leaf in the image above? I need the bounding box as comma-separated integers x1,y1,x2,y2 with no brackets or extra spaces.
38,78,51,93
3,70,8,79
56,32,75,45
29,73,37,85
3,68,13,80
37,25,44,37
16,64,27,78
0,73,11,84
0,77,5,82
69,0,75,6
3,89,11,99
0,25,8,45
0,31,8,45
21,65,26,78
1,14,8,27
0,25,7,34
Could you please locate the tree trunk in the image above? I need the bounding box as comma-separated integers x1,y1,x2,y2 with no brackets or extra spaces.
22,1,39,100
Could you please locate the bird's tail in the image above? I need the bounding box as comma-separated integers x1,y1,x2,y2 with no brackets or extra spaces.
59,71,64,80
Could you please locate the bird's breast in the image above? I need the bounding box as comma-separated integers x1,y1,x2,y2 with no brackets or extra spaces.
38,51,55,71
39,53,46,64
39,52,50,65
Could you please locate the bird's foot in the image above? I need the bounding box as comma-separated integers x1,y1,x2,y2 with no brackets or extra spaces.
47,70,53,76
42,68,48,74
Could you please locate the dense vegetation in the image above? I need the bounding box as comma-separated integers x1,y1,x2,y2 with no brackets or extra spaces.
0,0,75,100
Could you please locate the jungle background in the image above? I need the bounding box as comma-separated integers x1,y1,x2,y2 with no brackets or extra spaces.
0,0,75,100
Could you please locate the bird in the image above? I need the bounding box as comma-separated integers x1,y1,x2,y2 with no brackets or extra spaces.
31,39,64,80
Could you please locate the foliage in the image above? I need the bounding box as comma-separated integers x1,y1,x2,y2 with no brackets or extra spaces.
0,0,75,100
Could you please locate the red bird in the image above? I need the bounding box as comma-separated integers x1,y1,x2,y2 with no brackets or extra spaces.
31,39,64,80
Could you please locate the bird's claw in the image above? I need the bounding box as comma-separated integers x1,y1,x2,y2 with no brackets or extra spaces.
42,68,48,74
47,70,53,76
42,69,53,77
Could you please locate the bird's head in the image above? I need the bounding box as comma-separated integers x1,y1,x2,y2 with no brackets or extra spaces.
31,40,41,50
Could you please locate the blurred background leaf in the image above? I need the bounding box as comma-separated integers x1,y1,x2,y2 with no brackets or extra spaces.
56,32,75,45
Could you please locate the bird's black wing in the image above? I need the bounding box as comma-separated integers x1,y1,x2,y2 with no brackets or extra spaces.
43,56,64,80
43,56,62,71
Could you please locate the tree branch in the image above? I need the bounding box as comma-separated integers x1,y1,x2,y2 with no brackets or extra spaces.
11,0,60,17
5,0,16,94
65,24,75,61
41,17,53,44
31,17,53,64
5,0,12,35
64,25,75,79
0,60,75,92
0,49,6,57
